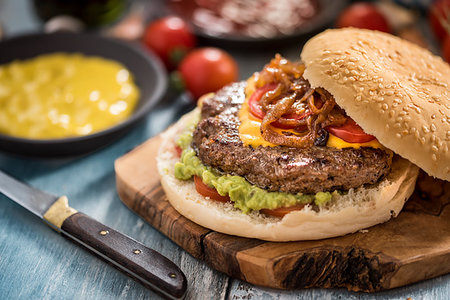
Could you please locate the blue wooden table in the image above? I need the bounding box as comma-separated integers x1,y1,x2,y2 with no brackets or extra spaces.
0,1,449,299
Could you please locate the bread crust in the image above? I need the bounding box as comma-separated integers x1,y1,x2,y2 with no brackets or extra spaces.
301,28,450,181
156,109,419,241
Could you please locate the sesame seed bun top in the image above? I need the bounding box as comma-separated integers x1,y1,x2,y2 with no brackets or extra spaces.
301,28,450,181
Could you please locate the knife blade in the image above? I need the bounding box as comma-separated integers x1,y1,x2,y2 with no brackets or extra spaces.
0,170,187,299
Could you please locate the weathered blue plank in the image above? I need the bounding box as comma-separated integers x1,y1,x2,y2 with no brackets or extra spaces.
228,275,450,300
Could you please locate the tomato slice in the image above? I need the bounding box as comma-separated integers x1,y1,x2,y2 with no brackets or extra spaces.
194,176,230,203
248,83,312,129
326,118,375,143
175,145,182,157
248,83,278,119
260,204,306,218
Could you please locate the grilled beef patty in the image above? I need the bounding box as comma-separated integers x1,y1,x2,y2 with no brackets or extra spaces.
191,82,392,194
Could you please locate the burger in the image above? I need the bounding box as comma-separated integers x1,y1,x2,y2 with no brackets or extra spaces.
156,28,450,241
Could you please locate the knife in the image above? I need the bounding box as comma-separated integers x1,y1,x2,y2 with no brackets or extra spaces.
0,170,187,299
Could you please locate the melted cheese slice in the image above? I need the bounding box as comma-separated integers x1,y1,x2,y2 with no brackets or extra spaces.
238,94,383,149
238,100,277,147
326,133,382,149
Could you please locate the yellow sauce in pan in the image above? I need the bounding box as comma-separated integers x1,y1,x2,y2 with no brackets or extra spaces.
0,53,139,139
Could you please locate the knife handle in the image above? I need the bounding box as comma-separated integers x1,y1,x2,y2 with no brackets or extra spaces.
60,212,187,299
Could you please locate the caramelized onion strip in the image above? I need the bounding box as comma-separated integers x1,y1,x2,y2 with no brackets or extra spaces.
269,88,315,127
260,84,283,110
261,93,315,147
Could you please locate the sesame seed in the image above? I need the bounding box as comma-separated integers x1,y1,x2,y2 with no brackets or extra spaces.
432,145,439,152
431,114,436,119
432,154,437,161
420,137,426,144
431,124,436,132
396,133,402,138
422,125,430,133
412,105,421,114
382,103,388,110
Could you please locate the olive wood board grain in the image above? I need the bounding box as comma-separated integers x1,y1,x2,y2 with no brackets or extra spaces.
115,135,450,292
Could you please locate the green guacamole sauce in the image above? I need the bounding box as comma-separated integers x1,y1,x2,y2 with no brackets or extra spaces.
174,115,334,213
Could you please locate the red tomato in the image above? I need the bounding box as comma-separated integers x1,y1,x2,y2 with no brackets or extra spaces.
326,118,375,143
443,35,450,63
143,16,196,68
336,3,391,33
248,83,312,129
179,48,239,99
428,0,450,42
194,176,230,203
260,204,305,218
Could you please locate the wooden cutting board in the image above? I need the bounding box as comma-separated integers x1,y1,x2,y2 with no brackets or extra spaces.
115,135,450,292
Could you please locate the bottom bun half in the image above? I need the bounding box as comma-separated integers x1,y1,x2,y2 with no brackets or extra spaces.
156,109,420,241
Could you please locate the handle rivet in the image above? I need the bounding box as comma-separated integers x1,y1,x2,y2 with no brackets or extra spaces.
99,230,109,236
133,249,141,254
169,273,177,278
